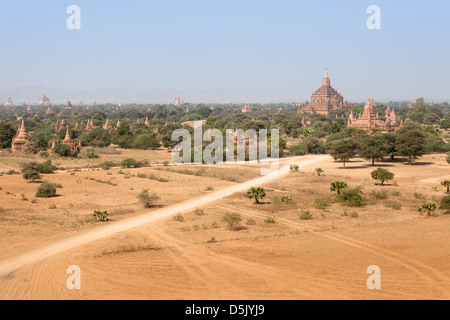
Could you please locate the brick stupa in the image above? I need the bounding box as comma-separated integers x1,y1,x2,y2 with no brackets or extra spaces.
12,120,29,152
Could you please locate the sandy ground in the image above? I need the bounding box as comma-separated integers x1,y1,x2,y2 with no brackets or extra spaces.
0,154,449,300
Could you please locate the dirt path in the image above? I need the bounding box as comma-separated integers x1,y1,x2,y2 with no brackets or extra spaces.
0,156,329,278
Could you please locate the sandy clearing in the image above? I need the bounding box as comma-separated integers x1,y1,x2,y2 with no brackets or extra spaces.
0,155,330,277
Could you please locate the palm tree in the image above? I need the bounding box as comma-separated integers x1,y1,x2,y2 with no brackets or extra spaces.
330,181,348,195
441,180,450,194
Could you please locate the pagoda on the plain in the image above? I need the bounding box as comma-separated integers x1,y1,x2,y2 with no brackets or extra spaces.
12,120,29,152
299,69,351,115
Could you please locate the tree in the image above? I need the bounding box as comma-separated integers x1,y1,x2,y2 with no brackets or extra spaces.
440,119,450,130
418,203,437,217
330,181,348,195
327,138,359,169
316,168,324,176
371,168,395,186
137,189,159,208
222,212,242,230
359,134,388,166
441,180,450,194
396,127,427,165
0,120,16,149
246,187,266,204
133,134,161,150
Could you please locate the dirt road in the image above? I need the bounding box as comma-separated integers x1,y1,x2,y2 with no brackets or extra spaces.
0,156,329,278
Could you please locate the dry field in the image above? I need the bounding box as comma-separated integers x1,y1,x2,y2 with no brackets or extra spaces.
0,153,449,300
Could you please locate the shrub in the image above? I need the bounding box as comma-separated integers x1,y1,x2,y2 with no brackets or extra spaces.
194,208,205,216
264,216,276,224
414,192,425,200
385,200,402,210
36,182,58,198
292,165,299,171
137,189,159,208
39,151,49,158
315,197,332,210
337,187,364,207
350,212,359,218
54,144,76,157
439,195,450,213
93,210,109,222
222,212,242,230
207,237,217,243
23,171,42,182
316,168,324,176
299,210,313,221
98,161,114,170
246,218,256,225
163,161,170,166
371,190,389,200
173,214,184,222
441,180,450,194
84,148,99,159
281,195,293,204
121,158,138,168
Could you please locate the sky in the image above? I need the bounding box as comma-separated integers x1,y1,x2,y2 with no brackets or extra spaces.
0,0,449,104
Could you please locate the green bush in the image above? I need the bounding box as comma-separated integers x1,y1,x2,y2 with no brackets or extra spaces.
337,187,364,207
121,158,138,168
264,216,276,224
299,210,313,220
54,144,76,157
84,148,99,159
137,189,159,208
100,161,117,170
371,190,389,200
440,195,450,213
36,182,58,198
23,171,42,182
222,212,242,230
173,214,184,222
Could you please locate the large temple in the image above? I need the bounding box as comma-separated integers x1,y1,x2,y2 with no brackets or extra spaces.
299,69,351,115
347,96,403,132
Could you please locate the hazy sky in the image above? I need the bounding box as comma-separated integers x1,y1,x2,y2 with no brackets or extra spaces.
0,0,449,104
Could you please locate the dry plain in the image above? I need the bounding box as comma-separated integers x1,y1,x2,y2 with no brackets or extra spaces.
0,150,449,300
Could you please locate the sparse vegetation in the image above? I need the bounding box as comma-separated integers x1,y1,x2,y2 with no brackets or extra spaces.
173,214,184,222
264,216,276,224
93,210,109,222
316,168,324,176
337,187,364,207
371,190,389,200
299,210,313,220
137,189,160,208
222,212,242,230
